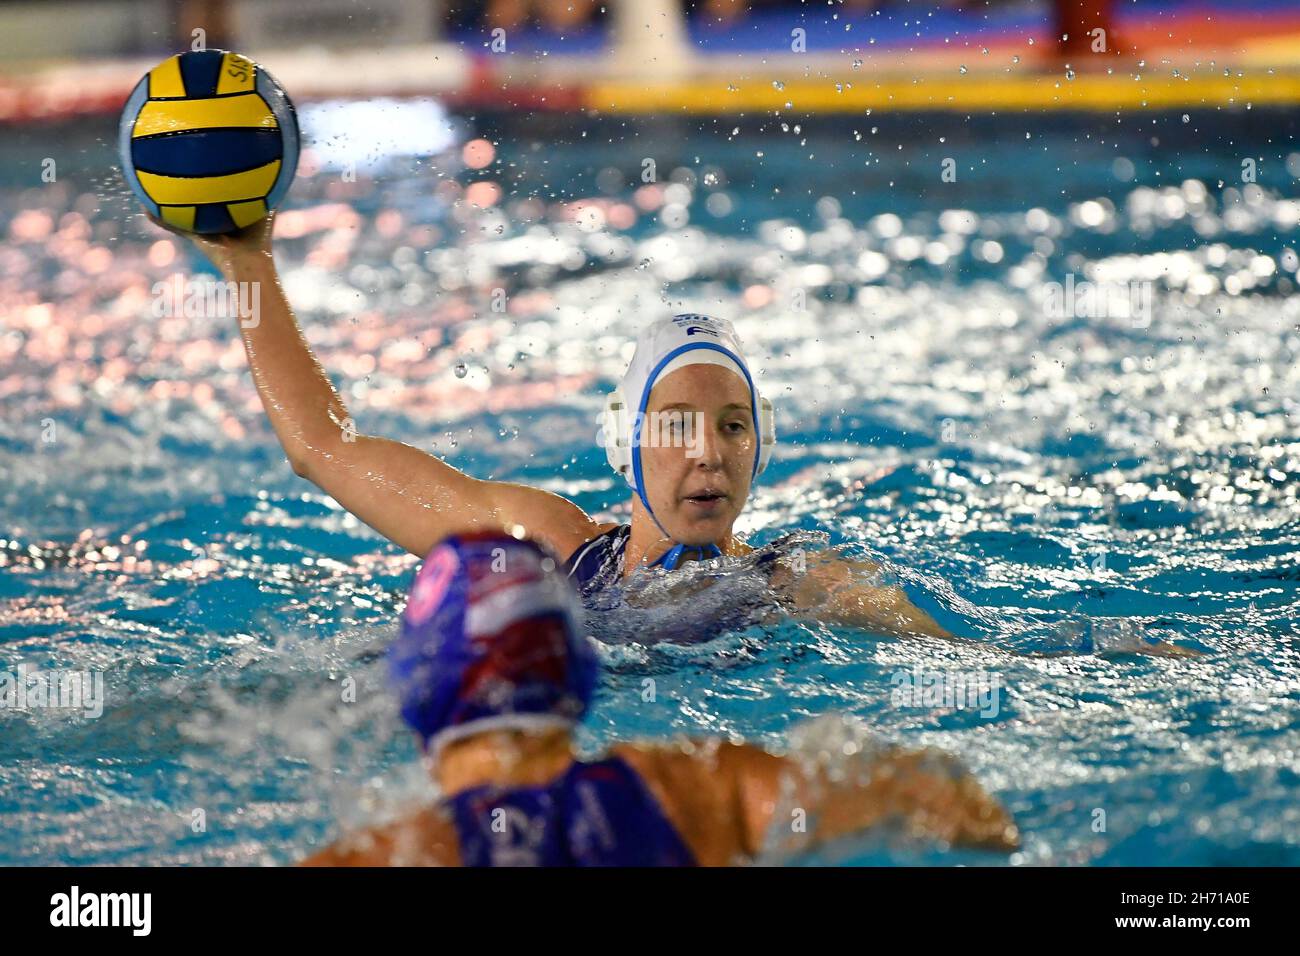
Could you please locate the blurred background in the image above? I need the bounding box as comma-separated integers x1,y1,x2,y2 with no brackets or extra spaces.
2,1,1299,866
2,0,1300,117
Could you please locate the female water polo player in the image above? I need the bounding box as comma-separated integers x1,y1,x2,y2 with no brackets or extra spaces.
162,217,1197,654
299,533,1020,866
162,214,961,643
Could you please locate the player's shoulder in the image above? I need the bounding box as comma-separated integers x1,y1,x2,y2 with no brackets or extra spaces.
609,738,778,811
610,739,784,864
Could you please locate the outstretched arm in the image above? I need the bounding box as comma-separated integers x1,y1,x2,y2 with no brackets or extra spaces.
773,552,966,643
616,740,1017,864
160,215,602,560
719,742,1020,859
775,554,1202,658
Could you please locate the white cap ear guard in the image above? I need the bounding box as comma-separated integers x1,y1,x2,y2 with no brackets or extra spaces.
602,392,632,478
756,394,776,473
600,315,777,492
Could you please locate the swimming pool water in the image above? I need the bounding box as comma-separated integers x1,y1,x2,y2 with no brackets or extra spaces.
1,105,1299,865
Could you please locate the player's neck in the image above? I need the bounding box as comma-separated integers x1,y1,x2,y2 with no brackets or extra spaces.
625,505,736,575
436,728,574,796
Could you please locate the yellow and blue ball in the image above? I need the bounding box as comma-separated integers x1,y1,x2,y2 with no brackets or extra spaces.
119,49,299,234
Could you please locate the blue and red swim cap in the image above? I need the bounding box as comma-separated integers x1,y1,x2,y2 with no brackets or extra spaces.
389,532,598,751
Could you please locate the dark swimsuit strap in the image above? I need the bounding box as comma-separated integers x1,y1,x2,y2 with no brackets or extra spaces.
565,525,801,587
561,525,628,599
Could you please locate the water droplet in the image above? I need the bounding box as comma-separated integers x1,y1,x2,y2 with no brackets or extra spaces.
772,80,785,91
1066,68,1075,81
1182,114,1190,123
453,362,467,378
1012,55,1020,64
959,65,968,75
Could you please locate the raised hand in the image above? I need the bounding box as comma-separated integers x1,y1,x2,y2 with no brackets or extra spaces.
148,210,276,278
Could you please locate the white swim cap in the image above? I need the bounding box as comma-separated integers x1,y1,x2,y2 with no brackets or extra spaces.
601,313,776,504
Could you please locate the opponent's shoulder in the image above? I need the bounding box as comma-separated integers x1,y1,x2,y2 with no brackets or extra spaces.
610,739,779,864
611,737,772,773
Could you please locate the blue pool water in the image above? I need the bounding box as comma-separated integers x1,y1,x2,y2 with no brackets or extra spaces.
1,104,1299,865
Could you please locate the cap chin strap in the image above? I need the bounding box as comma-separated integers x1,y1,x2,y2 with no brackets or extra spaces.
653,541,723,571
633,478,723,571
